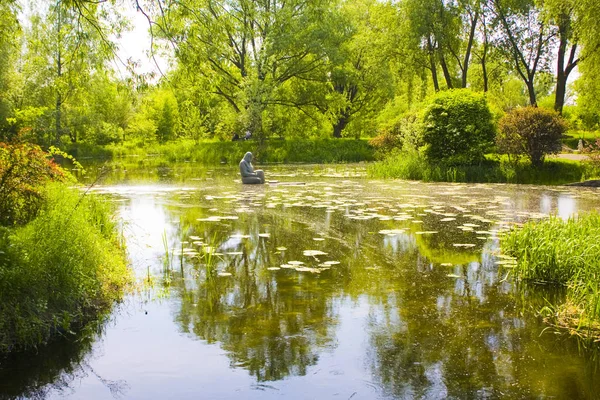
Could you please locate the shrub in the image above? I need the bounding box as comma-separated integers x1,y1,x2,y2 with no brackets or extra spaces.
497,107,567,168
370,113,421,157
0,142,66,226
582,138,600,178
421,89,495,164
369,128,402,156
0,184,130,352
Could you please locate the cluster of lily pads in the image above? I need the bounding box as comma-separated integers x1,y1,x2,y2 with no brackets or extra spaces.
158,180,590,282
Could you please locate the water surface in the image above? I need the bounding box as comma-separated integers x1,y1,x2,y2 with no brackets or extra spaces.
2,164,600,399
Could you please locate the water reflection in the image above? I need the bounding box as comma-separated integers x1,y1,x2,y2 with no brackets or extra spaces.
3,164,600,399
148,171,600,396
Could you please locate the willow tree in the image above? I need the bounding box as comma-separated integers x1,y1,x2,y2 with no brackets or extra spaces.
19,0,123,145
161,0,333,139
491,0,554,107
540,0,600,114
399,0,482,91
0,1,20,137
324,0,396,137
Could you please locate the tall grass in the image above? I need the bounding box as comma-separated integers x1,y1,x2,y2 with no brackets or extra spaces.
367,150,586,185
502,213,600,337
0,184,130,352
72,138,375,164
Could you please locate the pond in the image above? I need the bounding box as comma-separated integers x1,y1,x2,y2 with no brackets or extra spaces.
2,163,600,399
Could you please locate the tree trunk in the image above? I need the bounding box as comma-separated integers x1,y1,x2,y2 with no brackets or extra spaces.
555,69,567,114
554,13,578,115
526,80,537,107
55,93,61,145
481,54,488,92
55,2,62,145
461,11,479,88
439,53,453,89
332,114,349,138
427,36,440,92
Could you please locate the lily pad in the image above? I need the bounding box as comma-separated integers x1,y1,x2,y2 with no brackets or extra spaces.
303,250,328,257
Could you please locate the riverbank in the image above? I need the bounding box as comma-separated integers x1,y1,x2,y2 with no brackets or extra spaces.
366,150,596,185
501,213,600,340
0,184,130,352
65,139,600,186
67,138,375,164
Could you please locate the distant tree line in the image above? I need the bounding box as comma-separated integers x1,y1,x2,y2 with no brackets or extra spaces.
1,0,599,147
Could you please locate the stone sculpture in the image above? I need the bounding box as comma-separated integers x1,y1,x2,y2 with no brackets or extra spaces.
239,152,265,184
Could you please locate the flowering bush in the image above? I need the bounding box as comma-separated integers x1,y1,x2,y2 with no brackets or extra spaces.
0,143,66,226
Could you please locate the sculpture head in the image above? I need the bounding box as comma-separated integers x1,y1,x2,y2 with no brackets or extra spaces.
243,152,253,162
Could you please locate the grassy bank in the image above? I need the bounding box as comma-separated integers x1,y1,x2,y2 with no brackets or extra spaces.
69,138,375,164
0,184,130,352
562,130,600,150
502,213,600,339
367,150,592,185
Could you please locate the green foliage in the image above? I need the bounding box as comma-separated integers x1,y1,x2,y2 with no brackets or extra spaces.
0,142,66,226
94,138,375,164
154,91,180,143
0,0,599,150
0,184,130,352
370,111,422,157
367,150,585,185
497,107,567,167
0,1,20,137
581,138,600,178
421,90,495,164
502,212,600,336
15,0,125,146
124,89,180,144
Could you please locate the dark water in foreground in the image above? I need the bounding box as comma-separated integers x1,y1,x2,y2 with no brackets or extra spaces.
2,164,600,399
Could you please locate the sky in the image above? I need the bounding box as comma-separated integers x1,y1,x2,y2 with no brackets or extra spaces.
17,0,170,80
113,1,170,80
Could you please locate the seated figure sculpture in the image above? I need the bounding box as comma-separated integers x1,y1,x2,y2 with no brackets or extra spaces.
239,152,265,184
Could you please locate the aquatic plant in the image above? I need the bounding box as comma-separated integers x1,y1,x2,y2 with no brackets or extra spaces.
367,150,585,185
162,228,172,270
502,212,600,338
0,184,131,352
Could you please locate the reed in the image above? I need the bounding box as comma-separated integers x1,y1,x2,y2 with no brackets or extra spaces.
502,213,600,337
367,150,586,185
0,184,130,352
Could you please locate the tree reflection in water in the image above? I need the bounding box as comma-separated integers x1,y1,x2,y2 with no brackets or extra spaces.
6,167,600,398
159,178,600,396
